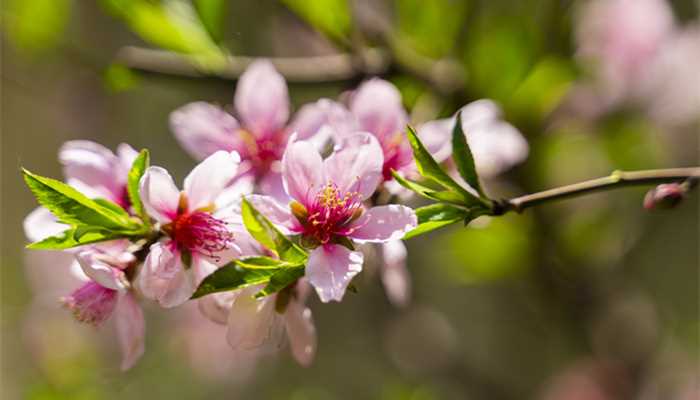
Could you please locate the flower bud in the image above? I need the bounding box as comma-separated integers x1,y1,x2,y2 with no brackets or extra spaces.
643,183,685,210
61,281,118,325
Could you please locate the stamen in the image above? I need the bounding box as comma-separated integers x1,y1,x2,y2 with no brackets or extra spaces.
171,211,235,259
301,181,364,245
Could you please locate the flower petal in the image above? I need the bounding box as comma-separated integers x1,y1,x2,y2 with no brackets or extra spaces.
289,99,357,141
349,78,408,141
170,102,242,160
381,240,410,307
284,299,316,367
306,245,363,303
349,205,417,243
116,143,139,175
323,132,383,199
246,194,297,234
234,60,290,137
59,140,121,200
226,288,284,349
198,291,237,325
114,292,145,371
23,207,69,242
258,170,289,203
75,250,129,291
184,150,241,210
139,166,180,223
416,118,453,163
138,242,194,308
281,139,325,204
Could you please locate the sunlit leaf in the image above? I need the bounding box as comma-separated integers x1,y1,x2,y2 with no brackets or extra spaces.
451,112,488,199
191,262,281,299
241,198,307,263
255,267,305,298
26,227,126,250
396,0,468,58
126,149,150,222
282,0,351,45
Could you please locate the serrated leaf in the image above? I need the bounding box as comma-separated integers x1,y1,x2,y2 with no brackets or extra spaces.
255,267,305,298
241,198,307,263
405,126,483,207
27,227,126,250
127,149,150,222
191,262,282,299
23,169,139,231
452,112,488,199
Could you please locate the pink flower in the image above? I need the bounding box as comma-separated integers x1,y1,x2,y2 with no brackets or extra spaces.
225,281,316,366
250,133,417,302
170,60,353,200
63,241,145,370
138,150,252,307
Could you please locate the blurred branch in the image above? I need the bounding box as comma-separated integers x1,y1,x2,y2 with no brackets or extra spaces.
114,46,389,82
497,167,700,213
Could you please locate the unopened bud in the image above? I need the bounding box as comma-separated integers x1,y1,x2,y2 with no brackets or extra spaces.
643,183,685,210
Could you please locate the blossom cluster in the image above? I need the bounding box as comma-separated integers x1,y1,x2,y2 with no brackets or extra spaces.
21,61,527,370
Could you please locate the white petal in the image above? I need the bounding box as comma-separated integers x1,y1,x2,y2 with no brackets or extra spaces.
184,151,241,210
114,292,146,370
139,167,180,223
306,245,363,303
284,299,316,367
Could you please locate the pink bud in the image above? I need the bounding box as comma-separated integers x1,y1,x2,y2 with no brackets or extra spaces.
61,281,118,325
643,183,685,210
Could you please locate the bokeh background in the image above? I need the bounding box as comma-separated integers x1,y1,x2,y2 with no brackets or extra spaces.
2,1,698,399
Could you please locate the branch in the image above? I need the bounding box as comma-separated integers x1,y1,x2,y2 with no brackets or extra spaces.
497,167,700,213
114,46,390,82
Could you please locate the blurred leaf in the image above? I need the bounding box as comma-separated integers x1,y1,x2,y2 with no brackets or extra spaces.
193,0,226,41
599,115,666,170
191,262,281,298
282,0,351,44
241,198,307,263
439,215,532,284
255,266,305,298
26,227,125,250
126,149,150,222
509,56,576,121
451,112,487,199
22,169,140,231
104,64,140,92
5,0,72,54
396,0,468,58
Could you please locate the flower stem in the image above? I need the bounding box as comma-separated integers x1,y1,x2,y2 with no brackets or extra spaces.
497,167,700,213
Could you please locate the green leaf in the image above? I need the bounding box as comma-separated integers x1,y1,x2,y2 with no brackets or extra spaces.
255,267,305,298
93,198,130,219
127,149,150,222
194,0,226,41
405,126,482,207
396,0,468,58
22,169,139,231
391,170,469,205
5,0,72,54
235,256,302,270
403,204,470,239
282,0,351,45
27,227,127,250
451,112,487,199
191,263,282,299
241,198,307,263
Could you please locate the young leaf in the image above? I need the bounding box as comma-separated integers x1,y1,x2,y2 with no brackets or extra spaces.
451,112,488,199
23,169,139,231
255,267,305,298
26,227,126,250
235,256,302,270
241,198,307,263
191,263,282,299
391,170,471,205
405,126,483,207
127,149,150,221
403,204,469,239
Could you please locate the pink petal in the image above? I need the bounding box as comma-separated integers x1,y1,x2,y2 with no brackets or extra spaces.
246,194,297,234
139,166,180,223
198,291,237,325
75,250,129,291
59,140,121,200
170,102,242,160
323,132,383,200
306,245,363,303
183,150,241,210
23,207,69,242
284,299,316,367
381,240,411,307
349,78,408,141
349,205,417,243
226,288,284,349
114,292,145,371
234,60,290,137
289,99,357,141
116,143,139,175
258,170,289,203
281,139,324,204
416,118,453,163
138,242,194,308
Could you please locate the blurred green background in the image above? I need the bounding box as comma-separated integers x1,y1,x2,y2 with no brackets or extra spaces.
2,1,698,399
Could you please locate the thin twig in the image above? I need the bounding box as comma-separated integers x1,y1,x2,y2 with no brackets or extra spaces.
498,167,700,213
114,46,390,82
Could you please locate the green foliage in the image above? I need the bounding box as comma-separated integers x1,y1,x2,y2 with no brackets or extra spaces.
241,198,307,263
193,0,226,41
127,149,150,222
191,256,304,299
22,169,147,249
282,0,351,45
4,0,72,54
403,204,471,239
451,112,487,199
396,0,469,58
509,57,576,122
104,64,140,92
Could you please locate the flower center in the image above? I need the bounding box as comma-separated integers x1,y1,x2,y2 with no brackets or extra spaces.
380,132,409,181
61,281,118,326
170,211,234,258
298,182,364,245
239,130,285,178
